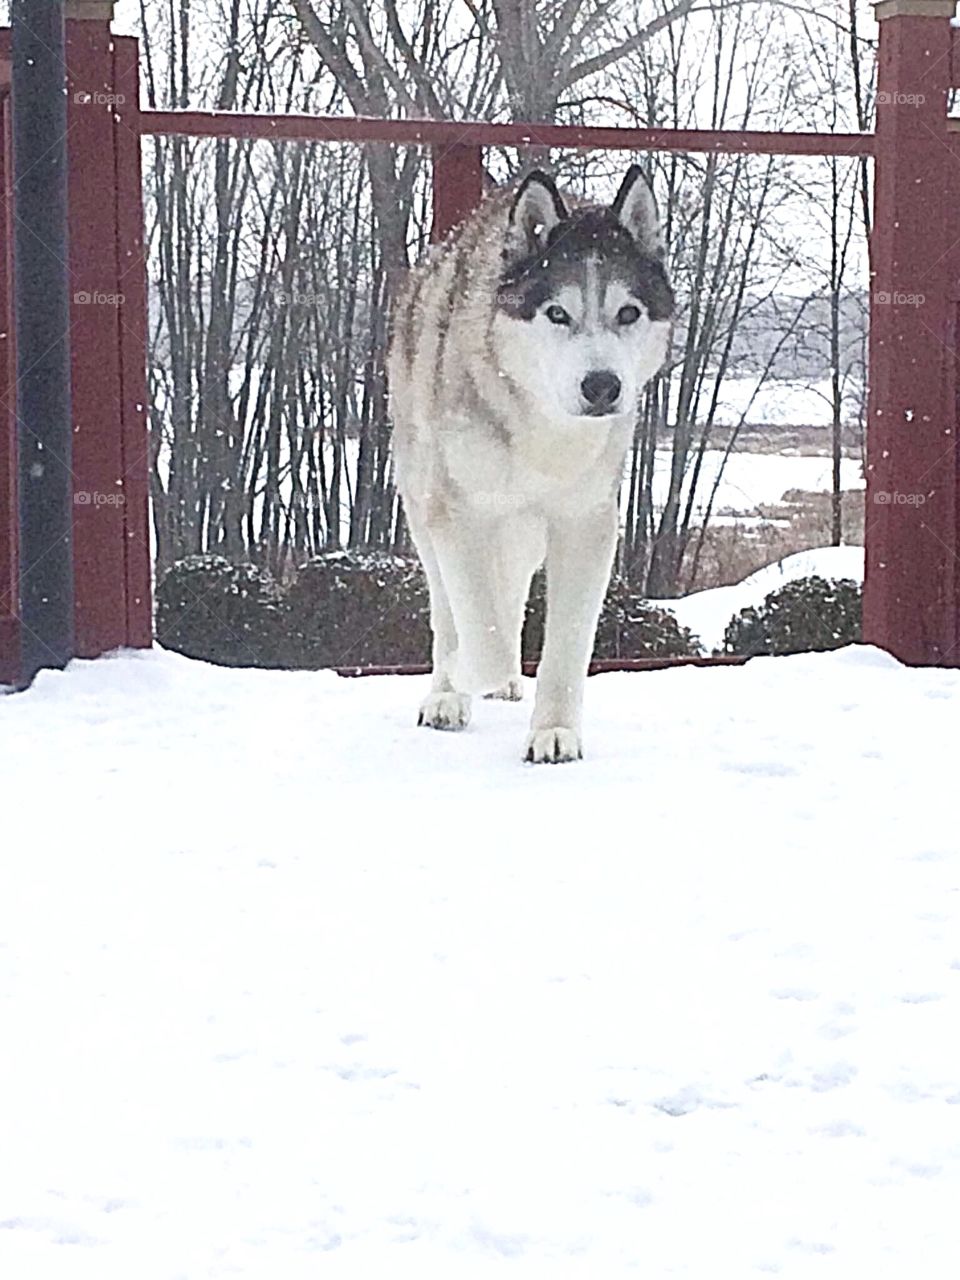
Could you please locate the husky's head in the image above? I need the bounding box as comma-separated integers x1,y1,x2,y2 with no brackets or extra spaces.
494,167,674,421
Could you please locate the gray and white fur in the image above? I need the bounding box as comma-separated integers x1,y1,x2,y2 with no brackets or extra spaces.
388,166,674,762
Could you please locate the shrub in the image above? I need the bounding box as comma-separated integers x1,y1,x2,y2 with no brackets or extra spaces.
523,570,702,662
281,550,432,668
722,575,862,657
155,555,284,667
156,553,703,668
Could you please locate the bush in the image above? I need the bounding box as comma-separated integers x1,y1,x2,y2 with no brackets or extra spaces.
523,570,702,662
155,555,284,667
722,575,862,657
156,553,703,668
281,550,432,668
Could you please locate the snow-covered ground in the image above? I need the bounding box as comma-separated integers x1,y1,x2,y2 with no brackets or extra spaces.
2,644,959,1278
656,545,865,652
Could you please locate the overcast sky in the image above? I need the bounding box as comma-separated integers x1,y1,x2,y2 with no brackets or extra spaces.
0,2,944,70
81,1,916,50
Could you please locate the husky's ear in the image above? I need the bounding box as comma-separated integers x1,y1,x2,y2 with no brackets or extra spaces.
612,165,664,259
506,170,567,259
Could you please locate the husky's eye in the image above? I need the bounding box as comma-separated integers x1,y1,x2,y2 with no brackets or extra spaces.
545,304,571,326
617,304,642,325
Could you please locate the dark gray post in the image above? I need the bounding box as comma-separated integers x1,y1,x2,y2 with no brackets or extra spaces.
12,0,74,683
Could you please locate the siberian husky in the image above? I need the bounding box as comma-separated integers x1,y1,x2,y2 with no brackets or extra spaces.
388,166,674,762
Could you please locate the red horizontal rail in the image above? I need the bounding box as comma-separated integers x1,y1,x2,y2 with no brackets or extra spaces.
335,655,751,677
137,110,876,158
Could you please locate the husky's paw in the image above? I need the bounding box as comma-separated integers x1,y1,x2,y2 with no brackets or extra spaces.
484,678,524,702
418,691,471,731
524,727,583,764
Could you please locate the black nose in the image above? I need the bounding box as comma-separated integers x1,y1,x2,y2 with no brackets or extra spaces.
581,370,622,410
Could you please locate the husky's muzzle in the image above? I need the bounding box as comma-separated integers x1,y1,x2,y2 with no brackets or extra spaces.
580,370,622,416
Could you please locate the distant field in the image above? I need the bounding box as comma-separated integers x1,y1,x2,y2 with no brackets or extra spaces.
647,443,866,593
654,447,863,520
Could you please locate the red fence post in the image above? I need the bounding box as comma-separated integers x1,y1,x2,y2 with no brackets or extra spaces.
62,3,151,660
65,1,135,657
864,0,960,664
431,144,484,242
111,34,152,648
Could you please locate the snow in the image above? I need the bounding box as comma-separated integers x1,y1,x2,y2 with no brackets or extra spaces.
684,376,862,430
652,449,864,523
2,643,959,1277
656,545,865,652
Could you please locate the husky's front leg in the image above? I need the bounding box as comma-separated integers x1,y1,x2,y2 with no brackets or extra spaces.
525,504,618,763
429,513,529,696
403,505,473,731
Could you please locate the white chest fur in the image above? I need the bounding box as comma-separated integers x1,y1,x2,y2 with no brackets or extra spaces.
442,412,629,516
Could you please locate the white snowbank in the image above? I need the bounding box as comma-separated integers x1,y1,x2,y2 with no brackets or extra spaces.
656,544,865,651
1,644,959,1277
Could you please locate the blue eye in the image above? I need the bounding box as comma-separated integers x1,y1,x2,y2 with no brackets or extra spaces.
617,304,642,325
546,304,571,326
